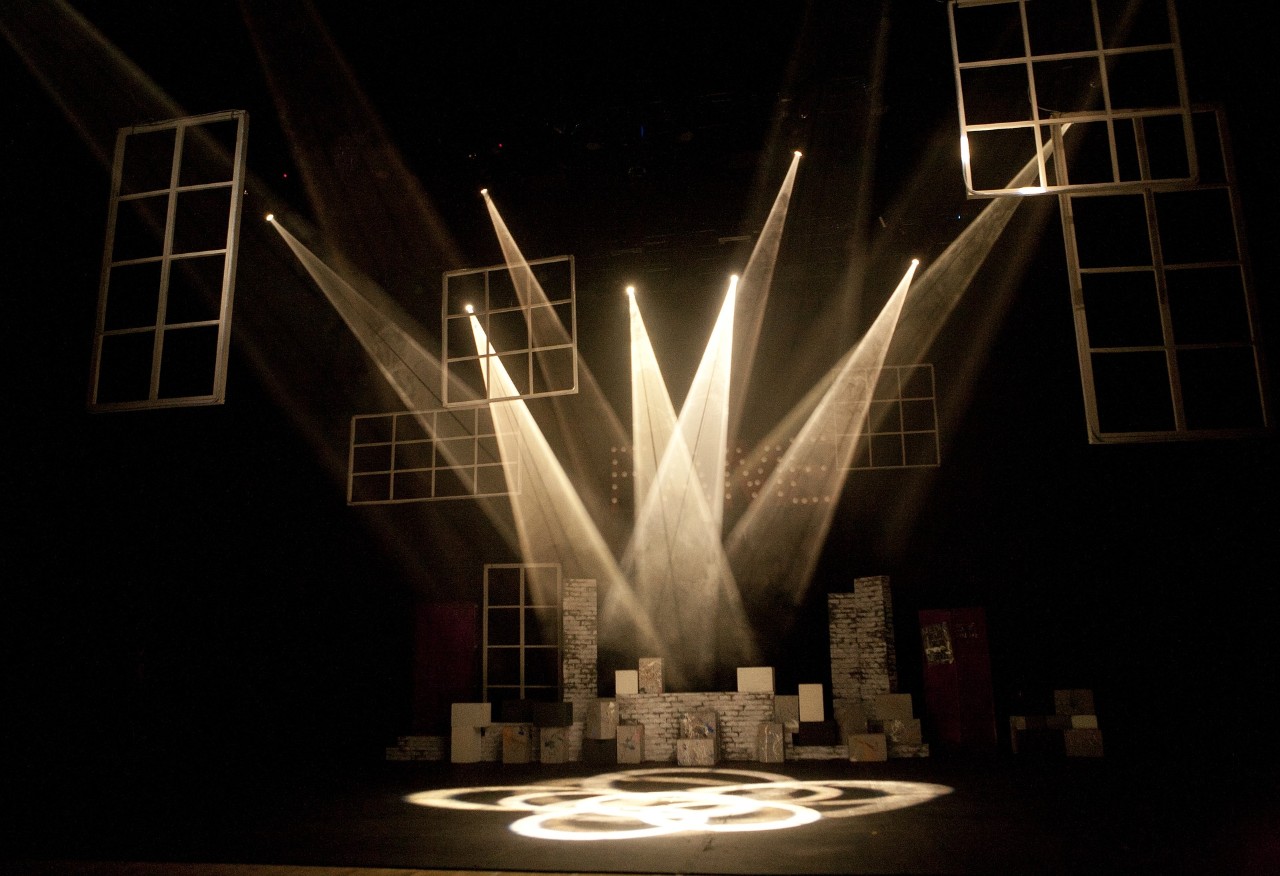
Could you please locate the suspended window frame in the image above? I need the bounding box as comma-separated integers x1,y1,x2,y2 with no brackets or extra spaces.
1059,107,1270,442
442,255,578,407
482,563,563,705
948,0,1197,197
346,407,521,505
850,364,942,470
89,110,248,410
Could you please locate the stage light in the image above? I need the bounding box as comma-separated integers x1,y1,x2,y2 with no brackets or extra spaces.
465,303,475,314
960,135,970,167
265,213,274,222
480,188,488,196
626,286,635,298
794,150,803,158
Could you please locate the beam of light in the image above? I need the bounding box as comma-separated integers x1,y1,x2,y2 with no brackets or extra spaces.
404,768,952,841
480,189,630,548
726,260,917,617
624,278,756,687
728,151,801,452
267,215,523,546
467,313,666,668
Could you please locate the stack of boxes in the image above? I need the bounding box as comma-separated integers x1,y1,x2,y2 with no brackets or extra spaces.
676,709,719,765
1010,689,1103,757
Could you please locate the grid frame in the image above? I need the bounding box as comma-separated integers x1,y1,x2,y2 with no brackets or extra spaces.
482,563,563,705
948,0,1196,197
346,407,520,505
89,110,248,410
1059,107,1269,442
442,255,578,407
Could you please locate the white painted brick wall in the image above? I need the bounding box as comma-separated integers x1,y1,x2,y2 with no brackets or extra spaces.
616,692,776,762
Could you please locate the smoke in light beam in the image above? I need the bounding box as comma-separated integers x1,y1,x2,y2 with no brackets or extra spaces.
467,313,668,668
727,260,918,617
625,278,756,687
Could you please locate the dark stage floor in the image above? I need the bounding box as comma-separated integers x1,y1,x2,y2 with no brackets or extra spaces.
5,754,1278,876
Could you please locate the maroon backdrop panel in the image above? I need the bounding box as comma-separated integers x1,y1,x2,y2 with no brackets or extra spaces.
920,607,997,753
413,601,479,733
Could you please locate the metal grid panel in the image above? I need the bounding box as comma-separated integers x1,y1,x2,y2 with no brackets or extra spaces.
1060,108,1269,442
850,364,942,470
948,0,1196,196
346,407,520,505
442,255,577,407
90,110,248,410
483,563,563,704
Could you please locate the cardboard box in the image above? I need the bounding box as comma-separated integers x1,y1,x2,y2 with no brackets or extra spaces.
616,724,645,764
774,695,800,731
679,709,718,740
1054,689,1095,716
1064,728,1104,757
756,722,785,763
584,699,617,739
615,669,639,696
737,666,776,693
540,726,571,764
848,733,888,762
639,657,664,694
451,702,492,728
676,737,718,766
450,725,482,763
798,683,825,722
502,724,533,763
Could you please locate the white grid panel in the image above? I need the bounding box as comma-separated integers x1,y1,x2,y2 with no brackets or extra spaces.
851,364,942,470
347,407,520,505
442,255,577,407
948,0,1196,196
483,563,563,704
1061,107,1269,441
90,110,248,410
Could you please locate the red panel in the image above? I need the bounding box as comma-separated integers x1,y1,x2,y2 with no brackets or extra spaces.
412,601,479,733
920,607,997,753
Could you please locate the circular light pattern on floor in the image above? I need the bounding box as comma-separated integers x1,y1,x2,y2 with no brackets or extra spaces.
404,767,952,841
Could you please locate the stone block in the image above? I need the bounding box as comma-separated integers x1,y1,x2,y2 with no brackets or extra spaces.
848,733,888,762
833,700,870,738
532,701,574,728
584,698,618,739
451,702,492,728
1054,689,1095,716
616,723,645,764
1065,728,1104,757
450,726,482,763
676,737,718,766
736,666,776,693
679,709,718,740
502,724,533,764
615,669,639,695
798,683,825,722
639,657,664,694
756,722,785,763
870,693,913,720
479,726,502,761
871,717,922,745
539,726,571,764
774,695,800,731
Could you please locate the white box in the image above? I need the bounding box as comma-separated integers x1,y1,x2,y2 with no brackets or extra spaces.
450,726,482,763
615,669,639,695
451,702,492,728
736,666,776,693
798,683,825,722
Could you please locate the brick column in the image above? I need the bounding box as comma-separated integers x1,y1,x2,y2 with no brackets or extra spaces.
828,575,897,709
562,578,598,718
